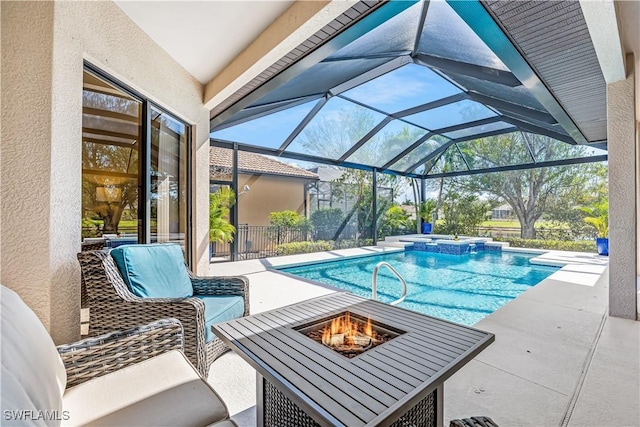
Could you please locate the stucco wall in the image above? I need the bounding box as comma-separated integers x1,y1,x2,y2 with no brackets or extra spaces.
1,1,209,343
1,1,57,333
237,175,308,226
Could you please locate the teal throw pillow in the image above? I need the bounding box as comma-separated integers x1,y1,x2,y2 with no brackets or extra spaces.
111,243,193,298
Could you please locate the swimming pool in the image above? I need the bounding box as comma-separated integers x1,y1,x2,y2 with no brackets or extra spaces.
278,250,559,326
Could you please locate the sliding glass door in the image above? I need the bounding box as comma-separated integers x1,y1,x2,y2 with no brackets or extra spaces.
150,107,189,250
82,65,191,264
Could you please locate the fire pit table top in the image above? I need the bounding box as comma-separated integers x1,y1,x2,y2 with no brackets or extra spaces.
212,292,494,427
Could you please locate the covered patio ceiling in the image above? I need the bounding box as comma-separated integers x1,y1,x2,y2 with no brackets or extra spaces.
209,0,608,179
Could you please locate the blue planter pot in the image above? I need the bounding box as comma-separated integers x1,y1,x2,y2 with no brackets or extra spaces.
596,237,608,256
421,222,433,234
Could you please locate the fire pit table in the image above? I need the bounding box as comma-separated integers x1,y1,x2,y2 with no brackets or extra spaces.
212,292,494,427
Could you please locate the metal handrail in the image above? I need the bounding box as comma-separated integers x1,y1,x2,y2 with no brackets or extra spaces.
372,262,407,306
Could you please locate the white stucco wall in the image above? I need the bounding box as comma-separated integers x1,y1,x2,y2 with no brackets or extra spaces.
1,1,209,343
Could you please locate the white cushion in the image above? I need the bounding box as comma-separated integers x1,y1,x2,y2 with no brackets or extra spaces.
207,421,238,427
0,286,67,426
62,350,228,426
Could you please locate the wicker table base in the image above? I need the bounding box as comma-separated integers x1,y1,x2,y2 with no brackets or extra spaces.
258,374,441,427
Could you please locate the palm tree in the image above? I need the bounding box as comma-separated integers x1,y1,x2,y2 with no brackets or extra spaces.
579,199,609,238
210,188,236,243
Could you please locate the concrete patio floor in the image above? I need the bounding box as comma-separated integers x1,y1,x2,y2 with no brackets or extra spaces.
207,247,639,427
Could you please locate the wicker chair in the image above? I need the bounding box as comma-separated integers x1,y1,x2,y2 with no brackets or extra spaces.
77,250,249,377
80,239,106,308
81,239,106,251
2,282,238,426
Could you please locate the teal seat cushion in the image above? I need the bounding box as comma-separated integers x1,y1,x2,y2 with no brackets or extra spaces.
198,296,245,342
110,244,193,298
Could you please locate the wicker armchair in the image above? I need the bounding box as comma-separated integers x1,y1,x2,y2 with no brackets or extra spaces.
77,250,249,377
80,239,106,251
80,239,106,308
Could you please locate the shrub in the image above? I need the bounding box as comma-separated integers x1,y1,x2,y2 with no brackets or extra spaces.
496,238,596,253
269,210,311,228
381,205,411,231
333,239,374,249
274,240,334,256
82,219,102,238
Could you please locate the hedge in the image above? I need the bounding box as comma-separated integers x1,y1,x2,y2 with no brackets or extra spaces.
497,238,596,253
333,239,374,249
274,241,334,256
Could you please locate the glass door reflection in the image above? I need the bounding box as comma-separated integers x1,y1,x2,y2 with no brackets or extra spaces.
150,107,189,259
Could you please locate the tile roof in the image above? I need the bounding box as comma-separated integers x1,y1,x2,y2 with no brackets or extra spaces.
210,147,319,180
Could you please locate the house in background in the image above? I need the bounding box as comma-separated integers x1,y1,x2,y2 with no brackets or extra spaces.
491,204,514,220
210,147,318,226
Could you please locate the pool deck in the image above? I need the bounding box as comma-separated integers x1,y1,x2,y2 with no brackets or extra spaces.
207,247,639,427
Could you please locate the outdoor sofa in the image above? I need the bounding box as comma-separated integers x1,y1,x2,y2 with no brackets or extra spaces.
1,285,237,426
77,243,249,377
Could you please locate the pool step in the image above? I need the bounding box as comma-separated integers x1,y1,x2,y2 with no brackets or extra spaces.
377,241,413,249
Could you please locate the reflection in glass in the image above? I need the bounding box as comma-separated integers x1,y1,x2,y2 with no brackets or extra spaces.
211,100,320,149
150,107,188,253
457,132,533,170
343,64,461,114
346,120,427,167
418,0,507,71
252,58,390,106
388,135,449,172
440,71,544,111
328,2,421,60
413,157,439,175
427,145,468,174
82,72,141,239
404,99,496,132
444,121,514,140
526,133,607,162
286,98,386,160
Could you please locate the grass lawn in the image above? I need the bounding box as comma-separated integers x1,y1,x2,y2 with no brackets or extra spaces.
83,219,138,227
481,220,520,228
480,220,562,229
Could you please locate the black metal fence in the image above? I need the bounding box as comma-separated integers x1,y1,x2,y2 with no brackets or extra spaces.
211,225,312,260
210,224,417,261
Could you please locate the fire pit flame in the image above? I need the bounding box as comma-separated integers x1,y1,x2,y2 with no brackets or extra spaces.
321,313,376,349
296,311,402,358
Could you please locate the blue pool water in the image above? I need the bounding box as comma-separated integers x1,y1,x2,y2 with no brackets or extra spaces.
279,251,558,326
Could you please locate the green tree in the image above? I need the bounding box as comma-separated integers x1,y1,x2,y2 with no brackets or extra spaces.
296,107,379,159
209,188,235,243
436,191,489,236
463,133,600,239
539,162,607,240
298,107,419,239
330,169,399,239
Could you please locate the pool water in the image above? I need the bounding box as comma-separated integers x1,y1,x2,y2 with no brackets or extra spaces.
279,251,558,326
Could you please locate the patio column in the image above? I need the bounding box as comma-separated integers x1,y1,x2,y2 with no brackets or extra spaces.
607,54,637,320
420,178,426,231
231,143,239,261
372,168,378,245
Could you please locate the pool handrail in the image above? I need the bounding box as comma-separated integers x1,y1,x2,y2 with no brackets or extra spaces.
372,262,407,306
